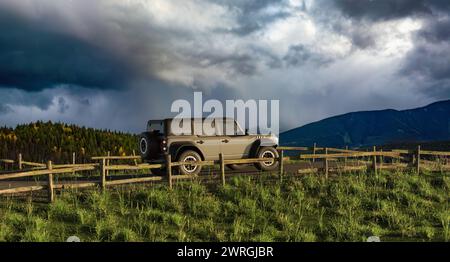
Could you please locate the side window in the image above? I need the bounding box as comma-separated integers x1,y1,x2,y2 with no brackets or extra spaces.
234,120,245,136
222,119,243,136
215,119,224,136
204,119,216,136
167,119,192,136
193,119,203,136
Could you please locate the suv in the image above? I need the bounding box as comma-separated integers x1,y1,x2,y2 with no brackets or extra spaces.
139,118,279,175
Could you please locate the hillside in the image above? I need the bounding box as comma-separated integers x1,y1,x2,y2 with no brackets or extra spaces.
0,121,137,163
1,173,448,241
280,100,450,148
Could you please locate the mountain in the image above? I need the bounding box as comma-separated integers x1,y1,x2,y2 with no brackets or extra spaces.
280,100,450,148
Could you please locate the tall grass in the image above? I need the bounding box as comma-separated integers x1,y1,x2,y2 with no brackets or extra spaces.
0,170,448,242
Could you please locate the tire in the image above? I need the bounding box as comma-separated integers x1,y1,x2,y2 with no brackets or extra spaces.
138,133,151,160
177,150,202,176
138,132,159,160
255,147,279,171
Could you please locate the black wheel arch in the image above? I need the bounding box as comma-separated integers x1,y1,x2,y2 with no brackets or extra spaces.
250,139,278,158
169,142,205,161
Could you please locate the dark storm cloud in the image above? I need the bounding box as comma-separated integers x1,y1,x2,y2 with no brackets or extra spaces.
350,29,376,49
331,0,433,21
0,0,281,94
399,7,450,94
213,0,290,36
322,0,450,96
0,85,54,110
0,104,12,114
283,44,333,67
0,10,136,92
418,16,450,43
321,0,450,50
57,97,69,114
191,52,259,75
402,45,450,81
80,98,91,106
1,0,450,133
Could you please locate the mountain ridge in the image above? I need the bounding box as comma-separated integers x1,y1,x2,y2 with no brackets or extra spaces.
280,99,450,148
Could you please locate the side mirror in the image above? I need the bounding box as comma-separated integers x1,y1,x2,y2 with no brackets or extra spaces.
245,128,249,135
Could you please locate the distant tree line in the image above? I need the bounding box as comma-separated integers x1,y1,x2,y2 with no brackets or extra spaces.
0,121,137,164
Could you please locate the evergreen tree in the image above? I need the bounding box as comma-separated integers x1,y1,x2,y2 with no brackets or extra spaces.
0,121,137,163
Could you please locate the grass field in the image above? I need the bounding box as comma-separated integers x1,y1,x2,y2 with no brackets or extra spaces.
0,170,449,242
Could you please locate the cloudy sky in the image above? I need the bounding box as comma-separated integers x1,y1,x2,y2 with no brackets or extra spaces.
0,0,449,133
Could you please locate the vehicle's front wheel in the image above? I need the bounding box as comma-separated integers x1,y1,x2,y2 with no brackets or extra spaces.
255,147,280,171
177,150,202,176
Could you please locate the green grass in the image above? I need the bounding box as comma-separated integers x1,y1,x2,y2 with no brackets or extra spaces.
0,170,448,242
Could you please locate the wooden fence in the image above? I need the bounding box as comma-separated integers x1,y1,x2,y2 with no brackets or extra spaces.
0,152,284,202
1,145,449,203
0,153,47,170
295,145,450,177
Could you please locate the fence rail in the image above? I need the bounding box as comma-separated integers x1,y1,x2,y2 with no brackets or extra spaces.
1,145,449,202
299,151,402,159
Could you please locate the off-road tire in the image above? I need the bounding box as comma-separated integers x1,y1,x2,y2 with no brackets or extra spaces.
139,132,160,160
255,147,279,171
177,150,202,176
139,132,151,160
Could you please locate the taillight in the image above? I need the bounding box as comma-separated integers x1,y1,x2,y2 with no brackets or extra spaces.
161,139,167,152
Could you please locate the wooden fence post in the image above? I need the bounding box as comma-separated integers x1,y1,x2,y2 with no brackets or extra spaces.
372,146,377,176
18,153,22,170
133,150,138,166
312,143,317,163
366,148,369,162
380,149,383,170
166,154,172,189
106,151,110,177
416,145,421,175
279,150,284,181
100,158,106,191
324,147,328,179
344,146,348,167
72,152,76,176
219,153,225,186
47,160,54,203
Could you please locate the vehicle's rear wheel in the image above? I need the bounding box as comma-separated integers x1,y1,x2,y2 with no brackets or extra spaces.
177,150,202,176
255,147,279,171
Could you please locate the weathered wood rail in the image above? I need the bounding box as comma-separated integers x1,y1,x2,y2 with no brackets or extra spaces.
1,145,449,202
0,152,284,202
0,153,89,170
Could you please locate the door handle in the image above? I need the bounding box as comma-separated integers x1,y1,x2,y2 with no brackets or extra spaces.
222,139,229,143
196,140,204,144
